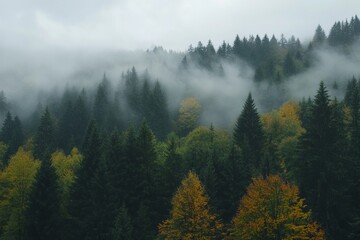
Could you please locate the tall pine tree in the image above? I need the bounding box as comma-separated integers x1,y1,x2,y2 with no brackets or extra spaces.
25,155,63,240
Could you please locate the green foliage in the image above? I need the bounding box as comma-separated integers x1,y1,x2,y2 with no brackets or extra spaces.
25,156,63,240
33,108,54,162
112,205,133,240
233,93,264,176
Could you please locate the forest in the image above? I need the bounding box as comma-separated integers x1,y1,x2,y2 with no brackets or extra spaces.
0,15,360,240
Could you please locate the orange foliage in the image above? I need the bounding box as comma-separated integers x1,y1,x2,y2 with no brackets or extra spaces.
159,171,223,240
230,175,325,240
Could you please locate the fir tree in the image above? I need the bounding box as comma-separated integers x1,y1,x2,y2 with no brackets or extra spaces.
33,108,55,161
233,93,264,176
112,205,133,240
68,122,104,239
25,156,63,240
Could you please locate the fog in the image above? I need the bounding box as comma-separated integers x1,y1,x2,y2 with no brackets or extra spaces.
1,38,360,129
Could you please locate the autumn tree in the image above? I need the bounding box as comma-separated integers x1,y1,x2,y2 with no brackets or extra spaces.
176,97,202,136
158,171,223,240
0,148,40,240
262,101,305,179
51,148,83,216
230,175,325,240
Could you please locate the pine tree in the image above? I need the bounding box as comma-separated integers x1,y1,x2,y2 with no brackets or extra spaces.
0,90,8,117
233,35,242,57
68,122,104,239
33,108,54,161
93,76,111,131
0,112,13,144
25,156,63,240
313,25,326,47
283,52,296,77
112,205,133,240
233,93,264,176
150,81,170,139
299,82,349,238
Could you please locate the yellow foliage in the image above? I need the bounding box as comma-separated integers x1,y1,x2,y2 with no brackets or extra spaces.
51,147,83,215
262,101,305,177
159,171,223,239
177,97,202,134
230,175,325,240
0,147,40,238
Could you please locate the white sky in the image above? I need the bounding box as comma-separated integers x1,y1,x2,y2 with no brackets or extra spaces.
0,0,359,51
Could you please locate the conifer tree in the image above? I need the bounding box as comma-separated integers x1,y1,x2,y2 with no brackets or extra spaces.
93,76,111,131
150,81,170,139
0,90,7,117
112,205,133,240
233,93,264,176
33,108,54,161
299,82,349,238
0,112,13,144
25,155,63,240
68,122,104,239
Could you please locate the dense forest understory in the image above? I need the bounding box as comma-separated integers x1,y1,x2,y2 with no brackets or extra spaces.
0,16,360,239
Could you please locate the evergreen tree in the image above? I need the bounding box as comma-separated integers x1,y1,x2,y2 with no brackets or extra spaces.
299,82,349,239
33,108,55,161
73,94,89,149
233,93,264,176
93,75,111,131
25,156,63,240
112,205,133,240
233,35,242,57
0,112,13,144
8,116,24,158
149,81,170,139
312,25,326,47
0,90,8,117
68,122,104,239
283,52,296,77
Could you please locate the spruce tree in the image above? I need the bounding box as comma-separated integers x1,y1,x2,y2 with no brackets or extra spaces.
33,108,54,161
25,155,62,240
68,121,104,239
150,81,170,139
299,82,349,238
112,205,133,240
233,93,264,176
0,112,13,144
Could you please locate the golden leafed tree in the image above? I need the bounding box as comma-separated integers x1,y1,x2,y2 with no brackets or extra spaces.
177,97,202,136
159,171,223,240
230,175,325,240
0,147,40,239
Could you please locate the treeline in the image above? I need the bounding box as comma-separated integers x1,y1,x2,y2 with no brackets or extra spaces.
180,15,360,82
0,78,360,239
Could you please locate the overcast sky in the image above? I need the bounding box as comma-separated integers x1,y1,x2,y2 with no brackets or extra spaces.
0,0,359,51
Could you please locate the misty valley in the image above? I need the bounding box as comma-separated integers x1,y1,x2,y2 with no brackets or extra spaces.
1,14,360,240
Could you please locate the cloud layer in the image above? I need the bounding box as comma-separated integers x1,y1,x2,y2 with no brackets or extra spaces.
1,0,359,50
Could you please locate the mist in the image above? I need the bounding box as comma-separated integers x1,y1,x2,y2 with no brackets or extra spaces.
1,37,360,130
